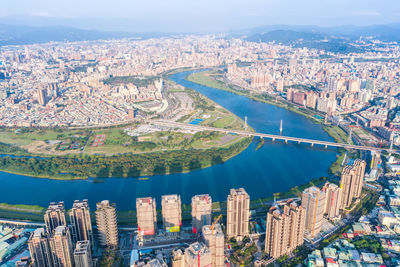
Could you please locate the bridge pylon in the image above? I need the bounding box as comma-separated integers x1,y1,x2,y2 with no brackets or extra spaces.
348,128,352,144
389,138,394,157
280,120,283,135
244,116,248,131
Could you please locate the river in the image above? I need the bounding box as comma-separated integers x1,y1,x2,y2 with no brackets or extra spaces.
0,70,337,210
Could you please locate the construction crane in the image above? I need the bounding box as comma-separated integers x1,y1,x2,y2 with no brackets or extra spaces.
210,214,222,234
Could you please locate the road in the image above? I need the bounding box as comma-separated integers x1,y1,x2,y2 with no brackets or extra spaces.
148,119,398,154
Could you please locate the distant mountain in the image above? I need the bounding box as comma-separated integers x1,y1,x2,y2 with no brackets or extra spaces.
245,29,364,54
246,30,326,43
239,23,400,54
0,24,170,46
240,23,400,43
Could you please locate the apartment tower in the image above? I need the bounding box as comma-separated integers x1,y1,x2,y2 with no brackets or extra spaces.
226,188,250,240
191,194,212,234
136,197,157,236
302,186,326,238
322,182,342,219
74,240,93,267
202,223,225,267
171,249,185,267
340,159,366,209
161,195,182,233
37,88,47,106
285,200,305,251
69,199,93,245
264,200,305,259
28,228,53,267
95,200,119,247
44,202,66,236
49,226,74,267
184,242,212,267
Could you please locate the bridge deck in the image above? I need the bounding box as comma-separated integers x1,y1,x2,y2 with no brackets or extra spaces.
150,120,396,154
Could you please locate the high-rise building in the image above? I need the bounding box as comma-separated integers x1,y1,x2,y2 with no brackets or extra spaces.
48,83,59,98
28,228,53,267
49,226,74,267
95,200,119,247
285,200,305,251
44,202,66,236
69,200,93,245
191,194,212,234
327,77,338,92
136,197,157,236
264,207,287,259
340,159,366,209
184,242,212,267
322,182,342,219
171,249,185,267
74,240,93,267
302,186,326,238
264,200,305,259
202,223,224,267
161,195,182,233
226,188,250,240
37,88,47,106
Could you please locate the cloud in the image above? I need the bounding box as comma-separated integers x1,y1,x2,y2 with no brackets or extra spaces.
352,10,382,17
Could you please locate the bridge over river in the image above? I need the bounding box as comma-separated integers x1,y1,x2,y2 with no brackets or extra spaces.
148,119,397,154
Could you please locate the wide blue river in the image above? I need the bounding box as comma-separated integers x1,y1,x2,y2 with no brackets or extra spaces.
0,71,337,210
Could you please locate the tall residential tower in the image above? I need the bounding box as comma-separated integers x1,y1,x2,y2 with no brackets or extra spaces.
161,195,182,233
226,188,250,240
191,194,212,234
340,159,366,209
136,197,157,236
302,186,326,238
44,202,66,236
69,200,93,245
28,228,53,267
95,200,119,247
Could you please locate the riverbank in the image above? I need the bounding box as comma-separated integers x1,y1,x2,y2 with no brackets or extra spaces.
186,70,324,124
186,70,351,175
0,78,253,180
0,175,336,225
0,136,252,180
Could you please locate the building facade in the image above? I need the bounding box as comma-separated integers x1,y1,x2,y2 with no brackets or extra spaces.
161,195,182,233
226,188,250,240
49,226,74,267
322,182,342,219
191,194,212,234
136,197,157,236
44,202,66,236
69,200,93,245
340,159,366,209
184,242,212,267
264,200,305,259
28,228,53,267
302,186,326,238
95,200,119,247
202,223,224,267
74,240,93,267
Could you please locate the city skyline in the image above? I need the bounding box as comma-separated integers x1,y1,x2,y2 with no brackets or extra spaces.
1,1,399,265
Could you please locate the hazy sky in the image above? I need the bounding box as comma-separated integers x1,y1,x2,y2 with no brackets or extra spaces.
1,0,400,32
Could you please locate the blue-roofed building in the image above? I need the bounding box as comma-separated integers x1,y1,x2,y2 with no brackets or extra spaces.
130,249,139,267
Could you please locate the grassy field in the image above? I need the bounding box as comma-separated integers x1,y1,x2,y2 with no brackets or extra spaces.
187,71,233,91
0,87,247,157
323,125,352,144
